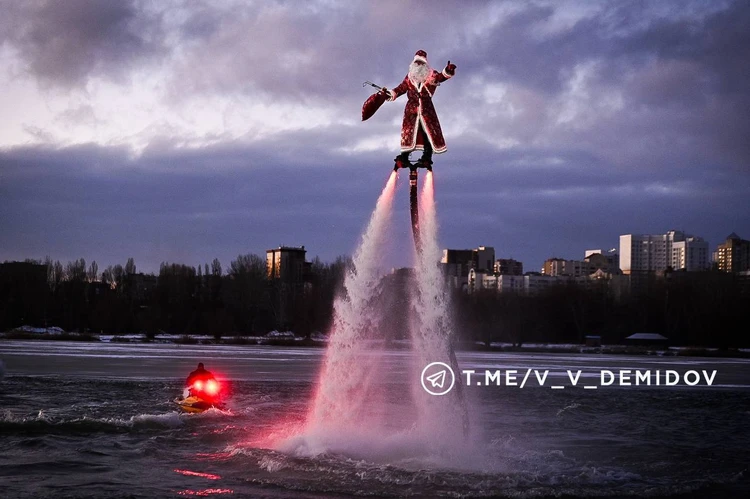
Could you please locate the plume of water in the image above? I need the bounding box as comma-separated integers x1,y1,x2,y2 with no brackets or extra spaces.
412,171,450,363
411,171,470,439
305,172,398,437
281,170,471,462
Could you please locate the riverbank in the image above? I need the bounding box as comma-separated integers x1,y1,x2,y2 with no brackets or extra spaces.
2,327,749,358
1,328,326,347
468,342,750,358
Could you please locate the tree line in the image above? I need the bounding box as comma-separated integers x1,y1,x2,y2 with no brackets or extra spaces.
0,255,350,338
1,256,747,347
453,271,749,348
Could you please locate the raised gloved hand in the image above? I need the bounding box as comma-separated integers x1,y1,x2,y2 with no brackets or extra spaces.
446,61,457,75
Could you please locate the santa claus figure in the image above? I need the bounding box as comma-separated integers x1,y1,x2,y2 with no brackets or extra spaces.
385,50,457,169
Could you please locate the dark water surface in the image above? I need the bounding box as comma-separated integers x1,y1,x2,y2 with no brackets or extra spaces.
1,341,749,498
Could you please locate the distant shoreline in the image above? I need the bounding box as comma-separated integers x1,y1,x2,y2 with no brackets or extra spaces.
2,330,749,359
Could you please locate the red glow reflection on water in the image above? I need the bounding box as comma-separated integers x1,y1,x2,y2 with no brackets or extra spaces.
194,451,233,460
208,424,239,435
177,489,233,496
173,469,221,480
244,412,306,449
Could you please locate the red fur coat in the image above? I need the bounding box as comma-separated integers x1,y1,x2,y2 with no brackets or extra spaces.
388,66,454,154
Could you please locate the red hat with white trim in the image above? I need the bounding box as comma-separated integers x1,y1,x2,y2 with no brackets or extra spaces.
413,50,428,64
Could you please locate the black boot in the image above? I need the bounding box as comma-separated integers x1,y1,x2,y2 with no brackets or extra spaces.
417,153,433,170
393,152,410,171
417,141,433,170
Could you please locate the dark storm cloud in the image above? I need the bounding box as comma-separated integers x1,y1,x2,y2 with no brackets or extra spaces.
1,0,165,87
614,0,750,94
516,19,743,168
442,0,750,169
157,0,497,106
0,142,389,272
3,138,748,274
2,1,749,272
454,0,748,96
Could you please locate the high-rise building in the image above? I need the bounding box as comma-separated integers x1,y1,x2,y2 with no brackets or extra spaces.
585,248,620,274
470,270,544,294
495,258,523,276
619,230,708,274
266,246,308,283
715,233,750,273
441,249,474,280
266,246,310,328
671,237,709,271
542,257,594,277
441,246,495,277
541,257,566,276
474,246,495,273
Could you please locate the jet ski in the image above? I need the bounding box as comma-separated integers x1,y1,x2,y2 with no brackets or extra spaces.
175,379,225,413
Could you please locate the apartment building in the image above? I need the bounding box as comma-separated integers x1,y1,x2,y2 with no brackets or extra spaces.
620,230,708,274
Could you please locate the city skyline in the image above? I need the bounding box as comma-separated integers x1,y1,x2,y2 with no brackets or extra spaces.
7,227,742,279
2,1,749,275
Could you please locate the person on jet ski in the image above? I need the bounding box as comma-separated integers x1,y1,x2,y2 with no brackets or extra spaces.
185,363,220,402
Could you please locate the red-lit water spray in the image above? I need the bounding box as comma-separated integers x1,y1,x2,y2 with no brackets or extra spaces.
305,172,398,435
277,168,469,459
412,171,470,436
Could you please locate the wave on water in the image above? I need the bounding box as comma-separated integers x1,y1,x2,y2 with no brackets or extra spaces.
556,402,581,417
219,442,744,499
276,425,484,472
0,409,237,434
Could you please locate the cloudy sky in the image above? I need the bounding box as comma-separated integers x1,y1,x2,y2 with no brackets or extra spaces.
1,0,748,274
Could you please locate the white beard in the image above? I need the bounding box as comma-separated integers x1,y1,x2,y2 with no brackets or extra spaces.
408,61,431,85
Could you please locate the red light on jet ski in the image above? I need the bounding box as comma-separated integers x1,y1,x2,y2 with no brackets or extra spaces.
205,379,219,395
194,380,204,391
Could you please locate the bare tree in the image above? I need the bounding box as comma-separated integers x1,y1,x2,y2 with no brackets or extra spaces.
112,264,124,290
211,258,222,276
102,266,115,289
65,258,87,282
226,253,267,334
87,261,99,283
